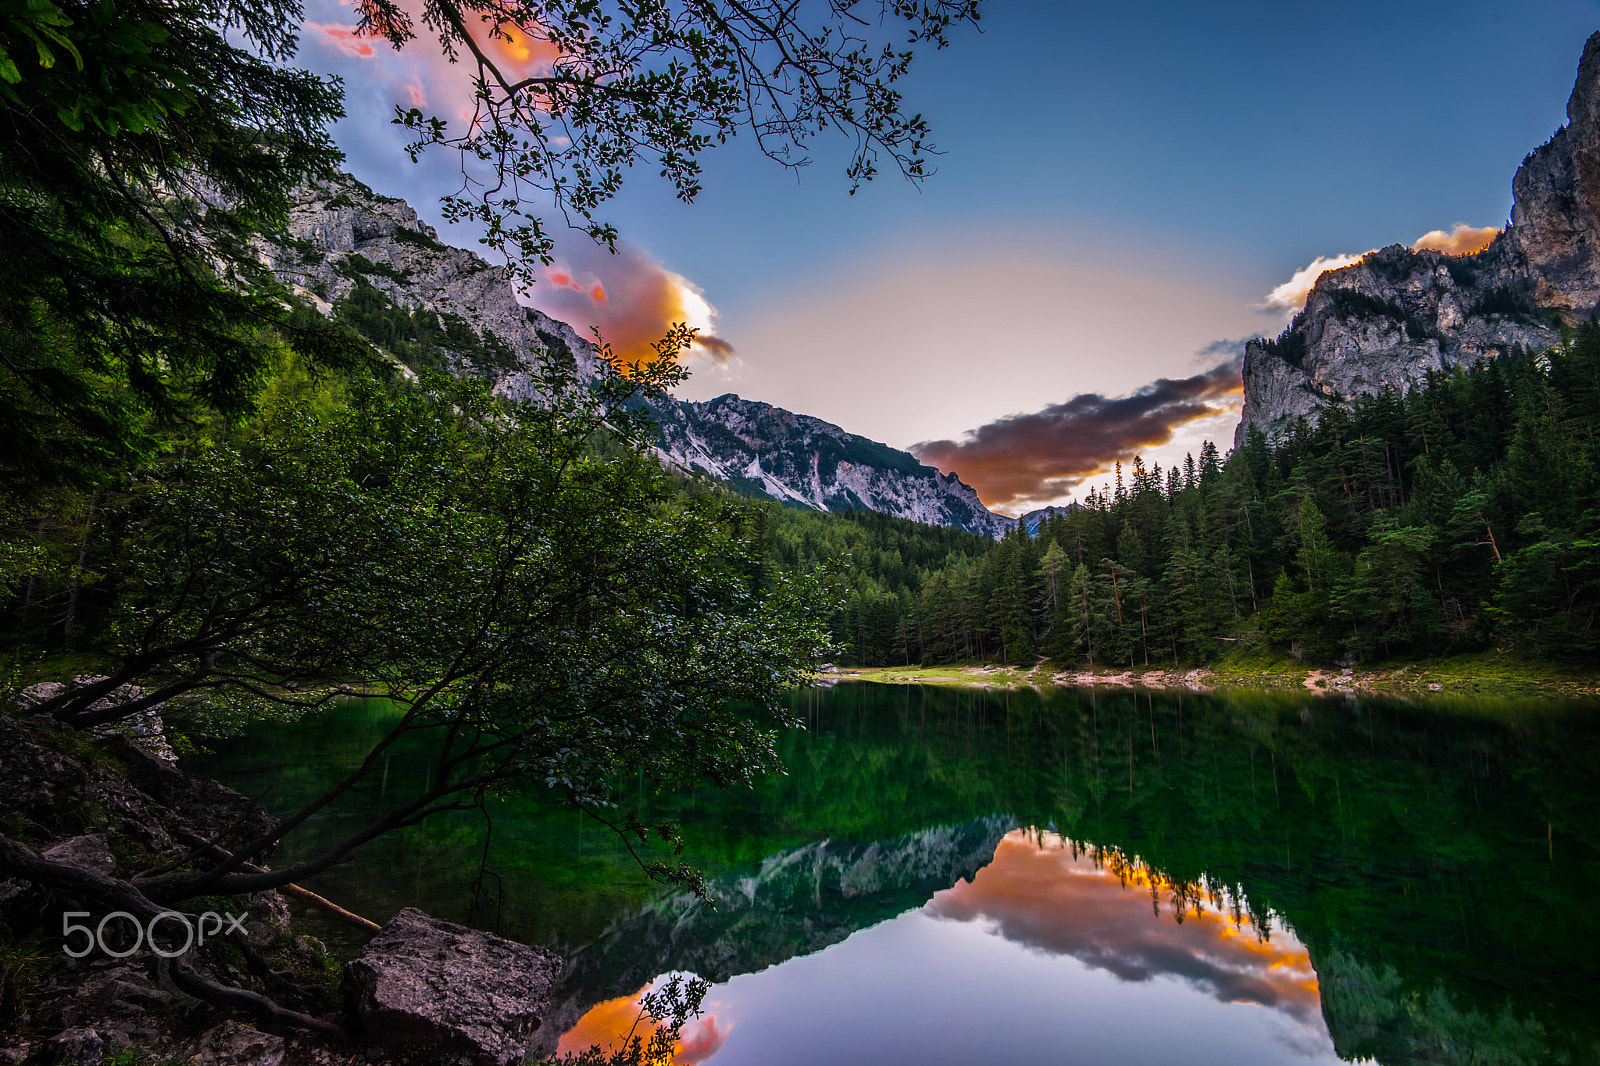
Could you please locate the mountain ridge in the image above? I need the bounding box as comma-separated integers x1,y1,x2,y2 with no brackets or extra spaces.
1237,31,1600,443
257,174,1013,536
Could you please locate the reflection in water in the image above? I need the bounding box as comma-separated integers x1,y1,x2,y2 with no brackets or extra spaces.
195,684,1600,1064
557,829,1341,1065
928,830,1322,1026
556,984,728,1065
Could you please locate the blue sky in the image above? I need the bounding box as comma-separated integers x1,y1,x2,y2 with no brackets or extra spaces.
302,0,1600,509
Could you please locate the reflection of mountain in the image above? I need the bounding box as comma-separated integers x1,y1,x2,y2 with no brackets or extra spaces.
557,816,1012,1013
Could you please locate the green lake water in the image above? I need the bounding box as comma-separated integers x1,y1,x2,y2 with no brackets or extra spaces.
192,683,1600,1065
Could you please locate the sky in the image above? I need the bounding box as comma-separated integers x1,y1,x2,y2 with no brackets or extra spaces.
295,0,1600,514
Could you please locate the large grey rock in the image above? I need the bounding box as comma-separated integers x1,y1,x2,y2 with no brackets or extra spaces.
1238,32,1600,445
344,908,561,1066
42,1029,102,1066
197,1021,285,1066
40,835,115,876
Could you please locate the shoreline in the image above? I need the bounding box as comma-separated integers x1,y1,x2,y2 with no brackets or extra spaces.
822,657,1600,702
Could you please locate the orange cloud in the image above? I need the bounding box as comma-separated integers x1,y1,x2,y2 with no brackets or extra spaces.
557,984,728,1065
526,242,735,367
912,360,1242,509
1412,222,1499,256
927,831,1323,1024
308,22,376,57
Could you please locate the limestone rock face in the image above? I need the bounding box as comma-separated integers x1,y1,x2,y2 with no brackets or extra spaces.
1238,32,1600,444
647,393,1014,536
261,173,601,386
344,907,561,1066
1501,32,1600,317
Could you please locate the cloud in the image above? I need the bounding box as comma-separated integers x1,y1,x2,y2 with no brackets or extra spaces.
1258,223,1500,317
307,21,376,57
1412,222,1499,256
911,359,1242,510
1256,252,1373,315
525,241,735,367
1191,336,1258,368
927,831,1325,1028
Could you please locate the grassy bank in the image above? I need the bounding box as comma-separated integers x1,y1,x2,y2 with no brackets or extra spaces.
828,650,1600,701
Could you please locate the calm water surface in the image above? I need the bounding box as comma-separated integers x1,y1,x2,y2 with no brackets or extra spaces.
193,683,1600,1065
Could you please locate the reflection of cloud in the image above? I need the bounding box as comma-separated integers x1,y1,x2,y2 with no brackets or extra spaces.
911,360,1242,510
557,983,729,1065
1412,223,1499,256
526,241,735,367
926,831,1323,1026
1257,252,1373,315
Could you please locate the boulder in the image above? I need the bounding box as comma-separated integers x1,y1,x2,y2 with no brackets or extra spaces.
42,1029,102,1066
197,1021,285,1066
344,908,561,1066
40,835,115,877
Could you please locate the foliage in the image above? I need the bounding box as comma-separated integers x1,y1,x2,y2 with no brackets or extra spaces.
10,338,835,911
0,0,357,499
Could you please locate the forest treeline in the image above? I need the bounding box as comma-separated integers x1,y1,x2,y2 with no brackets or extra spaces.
759,330,1600,668
8,325,1598,674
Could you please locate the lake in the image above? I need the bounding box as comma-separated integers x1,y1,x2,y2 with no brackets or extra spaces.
192,682,1600,1065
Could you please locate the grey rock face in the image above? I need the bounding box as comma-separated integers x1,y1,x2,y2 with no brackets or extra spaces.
196,1022,285,1066
1238,32,1600,444
19,677,176,765
262,173,602,386
344,907,561,1066
647,393,1014,536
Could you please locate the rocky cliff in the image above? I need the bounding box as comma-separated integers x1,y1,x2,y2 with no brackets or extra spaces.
260,173,1011,536
1237,31,1600,444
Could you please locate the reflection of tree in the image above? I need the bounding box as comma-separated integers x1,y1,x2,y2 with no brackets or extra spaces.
1319,948,1552,1066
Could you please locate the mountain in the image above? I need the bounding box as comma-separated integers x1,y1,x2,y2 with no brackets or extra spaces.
258,174,1012,536
1236,31,1600,444
644,393,1014,535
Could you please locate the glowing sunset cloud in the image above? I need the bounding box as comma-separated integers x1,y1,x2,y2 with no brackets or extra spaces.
308,22,376,57
912,360,1243,512
557,983,729,1065
927,831,1323,1025
1260,223,1501,316
527,241,735,367
1412,222,1500,255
